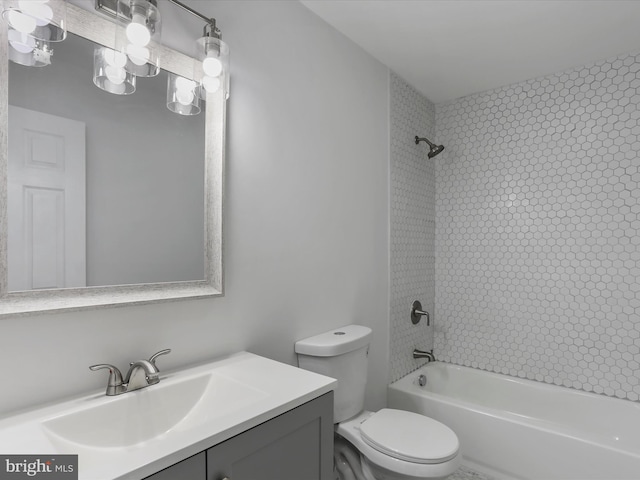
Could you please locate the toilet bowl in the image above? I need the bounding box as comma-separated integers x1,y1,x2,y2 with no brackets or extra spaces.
295,325,461,480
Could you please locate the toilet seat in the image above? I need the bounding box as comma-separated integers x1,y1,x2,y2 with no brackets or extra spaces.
360,408,459,464
336,410,460,479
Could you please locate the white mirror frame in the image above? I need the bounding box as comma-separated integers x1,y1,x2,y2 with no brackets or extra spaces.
0,4,225,317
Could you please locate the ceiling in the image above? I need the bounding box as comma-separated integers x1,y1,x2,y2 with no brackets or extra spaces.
300,0,640,104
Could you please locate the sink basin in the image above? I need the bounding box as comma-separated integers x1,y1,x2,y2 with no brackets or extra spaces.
42,369,268,448
43,373,211,448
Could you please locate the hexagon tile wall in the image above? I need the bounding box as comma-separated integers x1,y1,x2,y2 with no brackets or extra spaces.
435,51,640,401
389,72,437,382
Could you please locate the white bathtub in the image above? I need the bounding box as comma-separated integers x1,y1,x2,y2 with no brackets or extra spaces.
388,362,640,480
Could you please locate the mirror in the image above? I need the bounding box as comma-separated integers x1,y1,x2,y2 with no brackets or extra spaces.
8,32,206,290
0,4,225,316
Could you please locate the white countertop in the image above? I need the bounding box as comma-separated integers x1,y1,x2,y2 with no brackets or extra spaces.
0,352,336,479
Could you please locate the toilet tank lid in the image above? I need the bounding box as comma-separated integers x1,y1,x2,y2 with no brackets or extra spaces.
295,325,372,356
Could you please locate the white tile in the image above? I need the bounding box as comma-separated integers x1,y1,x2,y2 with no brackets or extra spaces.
389,73,437,382
434,50,640,401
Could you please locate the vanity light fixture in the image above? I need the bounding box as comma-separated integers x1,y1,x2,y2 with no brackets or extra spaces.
166,0,231,111
114,0,161,77
166,73,200,115
97,0,230,114
2,0,230,115
7,26,52,66
2,0,66,67
93,46,136,95
195,21,230,100
1,0,67,41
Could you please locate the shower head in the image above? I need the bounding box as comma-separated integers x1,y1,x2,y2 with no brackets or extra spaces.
415,136,445,159
428,143,445,159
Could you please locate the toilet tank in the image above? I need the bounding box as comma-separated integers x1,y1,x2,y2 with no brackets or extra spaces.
295,325,372,423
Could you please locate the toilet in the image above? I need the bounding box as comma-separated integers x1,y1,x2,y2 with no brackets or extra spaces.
295,325,460,480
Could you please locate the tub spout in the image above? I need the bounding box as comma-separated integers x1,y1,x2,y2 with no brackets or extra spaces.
413,349,435,362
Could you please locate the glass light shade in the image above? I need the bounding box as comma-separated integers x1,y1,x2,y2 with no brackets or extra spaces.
115,0,161,77
195,36,230,100
7,26,52,66
166,73,201,116
1,0,66,42
93,46,136,95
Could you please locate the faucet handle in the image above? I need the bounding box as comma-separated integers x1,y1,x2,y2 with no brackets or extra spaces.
149,349,171,369
411,300,430,326
89,364,125,395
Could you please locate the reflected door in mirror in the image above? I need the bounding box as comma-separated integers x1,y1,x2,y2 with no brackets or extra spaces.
8,106,86,291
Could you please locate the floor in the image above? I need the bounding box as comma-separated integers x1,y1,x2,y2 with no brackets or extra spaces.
449,466,497,480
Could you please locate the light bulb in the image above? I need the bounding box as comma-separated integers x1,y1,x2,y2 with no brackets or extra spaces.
126,14,150,47
7,10,37,33
176,89,194,106
19,1,52,27
103,48,126,68
9,41,34,54
174,77,196,105
202,56,222,77
202,76,221,93
8,29,35,53
126,44,150,66
105,65,126,85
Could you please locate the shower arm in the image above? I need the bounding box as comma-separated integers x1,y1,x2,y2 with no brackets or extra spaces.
415,136,437,148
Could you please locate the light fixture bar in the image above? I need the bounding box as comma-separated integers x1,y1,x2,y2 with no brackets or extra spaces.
97,0,220,36
166,0,220,37
167,0,210,24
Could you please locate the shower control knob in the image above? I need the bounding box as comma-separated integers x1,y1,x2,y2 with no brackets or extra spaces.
411,300,430,325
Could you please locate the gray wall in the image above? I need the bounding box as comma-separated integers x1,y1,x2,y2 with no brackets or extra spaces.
435,51,640,401
0,1,390,415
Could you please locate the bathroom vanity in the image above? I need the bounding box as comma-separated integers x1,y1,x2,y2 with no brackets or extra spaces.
146,393,332,480
0,352,336,480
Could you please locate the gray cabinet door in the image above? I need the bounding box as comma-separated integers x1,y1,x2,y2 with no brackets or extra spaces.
207,392,334,480
144,452,206,479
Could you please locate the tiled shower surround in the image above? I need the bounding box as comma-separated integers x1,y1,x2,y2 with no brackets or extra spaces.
389,72,437,382
435,51,640,401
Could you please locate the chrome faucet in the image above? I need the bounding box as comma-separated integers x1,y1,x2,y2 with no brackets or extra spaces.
413,349,435,362
124,359,161,391
90,349,171,396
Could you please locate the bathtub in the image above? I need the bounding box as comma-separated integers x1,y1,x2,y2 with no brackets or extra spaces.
388,362,640,480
